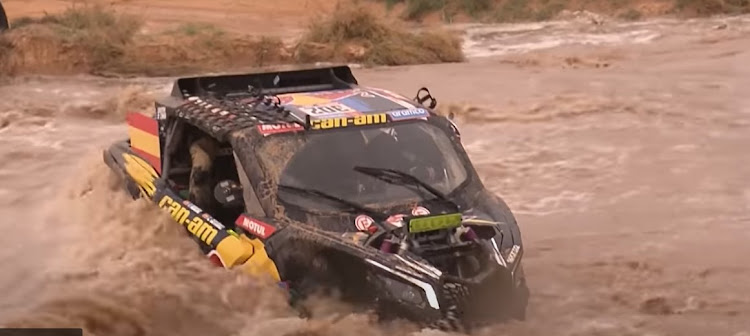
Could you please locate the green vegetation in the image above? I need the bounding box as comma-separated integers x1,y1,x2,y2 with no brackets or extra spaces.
0,3,465,77
294,4,464,66
493,0,566,22
382,0,492,20
619,8,643,20
673,0,749,15
8,5,141,68
168,22,225,37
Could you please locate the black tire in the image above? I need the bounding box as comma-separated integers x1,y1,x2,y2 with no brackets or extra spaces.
0,0,8,31
509,264,530,321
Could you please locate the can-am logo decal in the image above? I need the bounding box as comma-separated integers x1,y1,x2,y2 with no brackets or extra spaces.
236,215,276,239
257,123,304,136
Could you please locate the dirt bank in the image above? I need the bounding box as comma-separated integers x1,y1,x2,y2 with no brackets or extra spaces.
4,0,748,30
0,3,463,77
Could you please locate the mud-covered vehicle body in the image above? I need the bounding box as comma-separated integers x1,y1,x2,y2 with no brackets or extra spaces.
103,65,528,331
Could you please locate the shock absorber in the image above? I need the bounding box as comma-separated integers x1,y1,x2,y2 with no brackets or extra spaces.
397,234,410,255
379,234,395,253
454,226,478,242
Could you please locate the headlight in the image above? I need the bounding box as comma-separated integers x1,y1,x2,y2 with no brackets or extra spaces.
377,274,425,306
366,259,441,310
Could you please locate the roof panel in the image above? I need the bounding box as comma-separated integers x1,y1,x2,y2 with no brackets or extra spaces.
279,88,420,120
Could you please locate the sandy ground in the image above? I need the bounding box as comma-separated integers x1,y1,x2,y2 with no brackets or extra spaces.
0,2,749,335
2,0,396,36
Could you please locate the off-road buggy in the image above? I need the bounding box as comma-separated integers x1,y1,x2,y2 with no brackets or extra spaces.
103,65,528,331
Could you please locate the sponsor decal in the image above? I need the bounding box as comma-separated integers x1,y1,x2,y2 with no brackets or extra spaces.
236,215,276,239
412,206,430,216
158,195,219,245
355,214,375,231
200,213,226,229
386,214,406,227
155,106,167,120
310,113,388,130
257,123,304,136
299,102,356,115
208,217,225,228
408,213,462,234
388,108,428,121
182,200,203,214
506,245,521,264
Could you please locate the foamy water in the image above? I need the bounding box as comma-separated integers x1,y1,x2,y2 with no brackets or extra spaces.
461,14,750,58
1,14,750,336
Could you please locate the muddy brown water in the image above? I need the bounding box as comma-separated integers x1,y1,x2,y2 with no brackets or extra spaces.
1,15,749,336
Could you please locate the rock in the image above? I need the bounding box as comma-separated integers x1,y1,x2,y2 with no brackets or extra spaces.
640,296,674,315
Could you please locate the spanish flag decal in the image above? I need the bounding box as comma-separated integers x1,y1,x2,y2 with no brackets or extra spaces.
127,112,162,174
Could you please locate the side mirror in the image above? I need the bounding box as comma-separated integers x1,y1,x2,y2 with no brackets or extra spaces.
214,180,244,207
414,87,437,109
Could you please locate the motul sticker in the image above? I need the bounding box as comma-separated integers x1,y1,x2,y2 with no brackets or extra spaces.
412,206,430,216
257,123,304,136
236,215,276,239
355,214,375,231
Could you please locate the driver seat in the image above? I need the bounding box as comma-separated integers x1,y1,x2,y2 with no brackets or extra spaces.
188,137,239,215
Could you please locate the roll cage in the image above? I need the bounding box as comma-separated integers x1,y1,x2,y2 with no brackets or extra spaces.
144,65,455,230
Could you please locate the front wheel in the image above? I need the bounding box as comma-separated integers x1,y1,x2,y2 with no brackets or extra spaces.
508,264,530,321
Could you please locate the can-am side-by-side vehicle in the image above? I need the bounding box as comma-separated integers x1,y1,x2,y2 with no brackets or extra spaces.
103,65,529,331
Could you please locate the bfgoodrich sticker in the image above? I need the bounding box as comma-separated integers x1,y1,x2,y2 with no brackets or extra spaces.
388,108,428,120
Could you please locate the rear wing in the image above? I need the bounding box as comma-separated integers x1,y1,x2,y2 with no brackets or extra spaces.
170,65,359,99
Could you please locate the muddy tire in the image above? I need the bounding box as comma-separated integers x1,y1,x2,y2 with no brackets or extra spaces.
0,1,8,31
509,264,530,321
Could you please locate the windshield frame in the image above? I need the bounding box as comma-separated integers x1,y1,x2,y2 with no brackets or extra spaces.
243,117,478,216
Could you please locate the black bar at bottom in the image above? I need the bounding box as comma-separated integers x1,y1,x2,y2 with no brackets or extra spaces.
0,329,82,336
